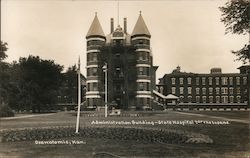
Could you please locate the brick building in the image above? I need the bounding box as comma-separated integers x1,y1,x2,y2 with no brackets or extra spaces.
85,13,158,110
157,66,249,109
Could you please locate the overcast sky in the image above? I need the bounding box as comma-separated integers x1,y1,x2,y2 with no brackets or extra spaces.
1,0,249,81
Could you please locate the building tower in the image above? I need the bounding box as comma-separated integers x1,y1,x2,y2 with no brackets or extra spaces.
85,13,106,108
85,12,158,110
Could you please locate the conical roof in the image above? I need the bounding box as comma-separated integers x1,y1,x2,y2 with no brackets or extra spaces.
131,13,151,37
86,14,105,38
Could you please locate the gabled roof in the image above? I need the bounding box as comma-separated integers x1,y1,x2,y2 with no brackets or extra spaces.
131,13,151,37
86,14,105,38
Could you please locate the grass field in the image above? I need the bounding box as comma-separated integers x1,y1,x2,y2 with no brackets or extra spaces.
0,110,249,158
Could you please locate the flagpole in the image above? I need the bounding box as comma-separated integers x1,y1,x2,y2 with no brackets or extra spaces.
75,56,81,133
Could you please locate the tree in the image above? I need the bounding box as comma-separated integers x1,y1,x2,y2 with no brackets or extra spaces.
0,41,8,61
9,55,64,113
220,0,250,64
220,0,250,107
0,41,10,105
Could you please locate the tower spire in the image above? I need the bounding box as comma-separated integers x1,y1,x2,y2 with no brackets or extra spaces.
86,13,105,38
131,12,151,37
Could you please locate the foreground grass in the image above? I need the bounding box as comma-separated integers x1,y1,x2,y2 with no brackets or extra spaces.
1,137,249,158
0,111,249,158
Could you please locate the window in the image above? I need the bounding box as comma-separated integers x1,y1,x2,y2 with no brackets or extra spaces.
202,77,206,85
202,88,206,95
87,53,98,62
196,88,200,95
139,40,143,44
138,52,149,61
221,88,228,94
138,67,149,76
87,82,98,91
209,77,213,85
216,77,220,85
229,77,233,85
160,86,164,94
229,96,234,103
115,53,120,58
179,78,183,85
209,88,213,95
188,96,192,103
87,67,98,76
139,67,143,75
188,87,192,95
172,87,176,94
139,83,144,91
236,77,240,85
171,78,176,85
179,96,184,103
243,77,247,85
202,96,206,103
236,96,241,103
216,96,220,103
216,87,220,95
222,77,228,85
180,87,184,94
196,77,200,85
187,77,192,85
93,53,97,61
236,87,240,94
209,96,213,103
93,68,97,76
93,82,98,91
229,88,234,94
156,86,159,91
196,96,200,103
221,96,228,103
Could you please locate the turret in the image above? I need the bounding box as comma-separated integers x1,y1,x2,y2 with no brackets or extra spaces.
85,13,106,108
132,12,152,110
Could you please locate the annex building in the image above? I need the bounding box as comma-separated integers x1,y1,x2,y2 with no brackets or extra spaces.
85,13,158,110
156,66,249,110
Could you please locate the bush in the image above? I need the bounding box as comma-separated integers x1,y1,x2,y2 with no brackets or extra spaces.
0,104,14,117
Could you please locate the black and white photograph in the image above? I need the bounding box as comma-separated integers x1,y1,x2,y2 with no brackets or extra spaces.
0,0,250,157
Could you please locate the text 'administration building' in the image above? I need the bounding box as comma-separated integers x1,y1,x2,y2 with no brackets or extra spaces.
85,13,158,110
157,66,249,109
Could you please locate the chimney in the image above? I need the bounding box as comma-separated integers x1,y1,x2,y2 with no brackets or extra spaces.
110,18,114,33
124,18,127,34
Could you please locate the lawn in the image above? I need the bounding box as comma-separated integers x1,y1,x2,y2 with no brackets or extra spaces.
0,110,249,158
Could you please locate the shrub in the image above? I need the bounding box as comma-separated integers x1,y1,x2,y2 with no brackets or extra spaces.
0,104,14,117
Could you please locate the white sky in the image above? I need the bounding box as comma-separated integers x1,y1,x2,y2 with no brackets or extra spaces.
1,0,249,81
